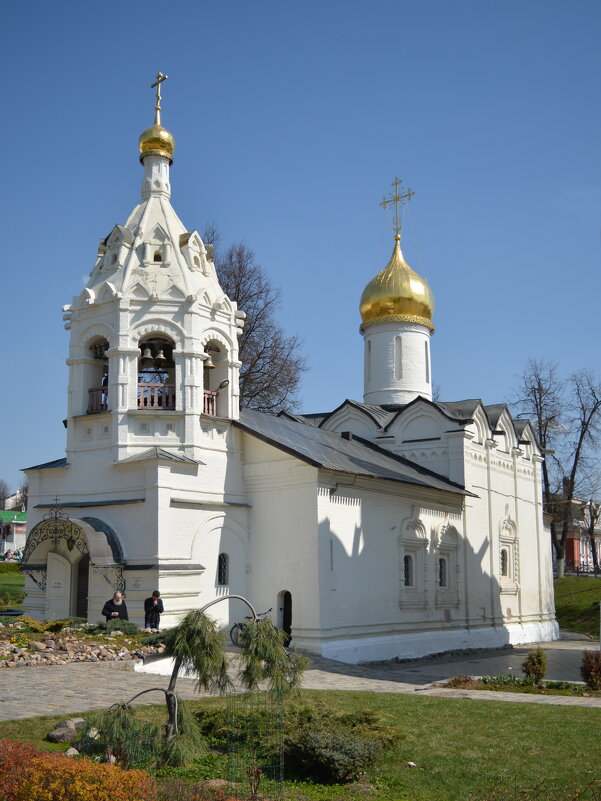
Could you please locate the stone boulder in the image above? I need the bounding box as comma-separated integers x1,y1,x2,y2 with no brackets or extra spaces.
47,726,77,743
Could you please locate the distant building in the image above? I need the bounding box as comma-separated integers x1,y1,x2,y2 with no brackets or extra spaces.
1,511,27,555
20,80,557,663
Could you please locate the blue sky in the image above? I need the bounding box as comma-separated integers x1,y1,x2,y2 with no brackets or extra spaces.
2,1,600,489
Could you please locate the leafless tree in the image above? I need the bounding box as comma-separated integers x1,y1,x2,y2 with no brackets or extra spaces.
580,499,601,575
0,480,11,510
203,226,306,412
513,361,601,577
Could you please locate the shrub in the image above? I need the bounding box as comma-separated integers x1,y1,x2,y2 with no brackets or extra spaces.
286,727,381,782
522,646,547,683
79,705,162,767
15,615,46,633
0,562,21,574
0,739,157,801
194,699,392,783
16,755,157,801
0,739,40,801
90,619,142,636
581,650,601,690
141,631,167,647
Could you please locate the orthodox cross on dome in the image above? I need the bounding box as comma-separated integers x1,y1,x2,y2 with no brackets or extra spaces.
150,72,168,125
380,177,415,240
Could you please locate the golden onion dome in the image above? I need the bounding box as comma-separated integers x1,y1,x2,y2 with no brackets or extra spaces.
138,123,175,164
360,236,435,332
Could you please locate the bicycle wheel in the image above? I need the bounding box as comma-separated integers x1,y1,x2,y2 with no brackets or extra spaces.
230,623,243,647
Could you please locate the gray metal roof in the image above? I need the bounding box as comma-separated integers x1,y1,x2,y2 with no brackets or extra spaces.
117,447,202,465
236,409,472,497
23,457,69,471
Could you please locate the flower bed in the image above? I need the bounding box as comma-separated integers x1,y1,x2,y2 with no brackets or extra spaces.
0,617,165,668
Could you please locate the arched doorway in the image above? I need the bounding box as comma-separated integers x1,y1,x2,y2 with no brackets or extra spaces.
277,590,292,643
21,514,125,622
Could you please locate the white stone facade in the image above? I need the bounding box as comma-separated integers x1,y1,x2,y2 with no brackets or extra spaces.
363,321,433,405
21,107,557,664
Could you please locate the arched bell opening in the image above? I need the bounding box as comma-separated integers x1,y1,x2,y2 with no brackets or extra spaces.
203,340,230,417
85,336,110,414
137,336,176,409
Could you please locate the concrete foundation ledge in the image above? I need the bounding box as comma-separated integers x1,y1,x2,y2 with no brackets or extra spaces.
317,621,560,665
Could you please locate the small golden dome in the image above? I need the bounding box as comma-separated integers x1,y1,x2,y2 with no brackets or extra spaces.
138,124,175,163
360,237,435,331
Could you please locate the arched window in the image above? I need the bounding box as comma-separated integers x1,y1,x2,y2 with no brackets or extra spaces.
395,336,402,380
153,250,162,262
438,557,447,588
403,554,413,587
500,548,509,577
217,553,229,586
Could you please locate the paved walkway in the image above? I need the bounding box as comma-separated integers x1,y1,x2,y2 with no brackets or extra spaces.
1,635,600,722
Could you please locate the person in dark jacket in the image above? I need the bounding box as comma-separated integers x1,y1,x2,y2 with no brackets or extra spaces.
144,590,164,632
101,591,129,622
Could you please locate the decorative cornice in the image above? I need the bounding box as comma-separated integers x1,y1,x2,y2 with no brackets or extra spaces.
360,314,435,333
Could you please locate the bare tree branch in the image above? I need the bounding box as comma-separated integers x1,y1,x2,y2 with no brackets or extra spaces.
203,227,307,413
512,361,601,576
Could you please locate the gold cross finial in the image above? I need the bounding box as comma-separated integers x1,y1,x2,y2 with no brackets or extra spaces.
150,72,168,125
380,177,414,240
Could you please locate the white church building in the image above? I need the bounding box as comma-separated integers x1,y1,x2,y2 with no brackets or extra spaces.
21,82,557,664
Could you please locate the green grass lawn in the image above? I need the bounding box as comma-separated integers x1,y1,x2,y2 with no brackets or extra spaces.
0,563,24,609
554,576,601,637
2,690,601,801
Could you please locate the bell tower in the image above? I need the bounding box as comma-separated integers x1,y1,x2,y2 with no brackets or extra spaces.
62,73,245,465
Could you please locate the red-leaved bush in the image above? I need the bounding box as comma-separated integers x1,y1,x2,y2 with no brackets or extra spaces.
0,739,157,801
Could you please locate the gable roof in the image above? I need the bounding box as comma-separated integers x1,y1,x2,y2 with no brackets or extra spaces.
117,447,203,465
236,409,473,497
23,457,69,471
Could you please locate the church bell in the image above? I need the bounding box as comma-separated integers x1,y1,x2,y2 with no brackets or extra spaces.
204,353,216,369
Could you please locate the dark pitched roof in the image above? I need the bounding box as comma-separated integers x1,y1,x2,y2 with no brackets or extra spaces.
319,399,397,428
235,409,472,497
483,403,509,429
23,457,68,471
118,447,202,465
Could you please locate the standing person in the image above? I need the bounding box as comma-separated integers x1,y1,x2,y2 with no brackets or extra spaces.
144,590,164,632
101,591,129,622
